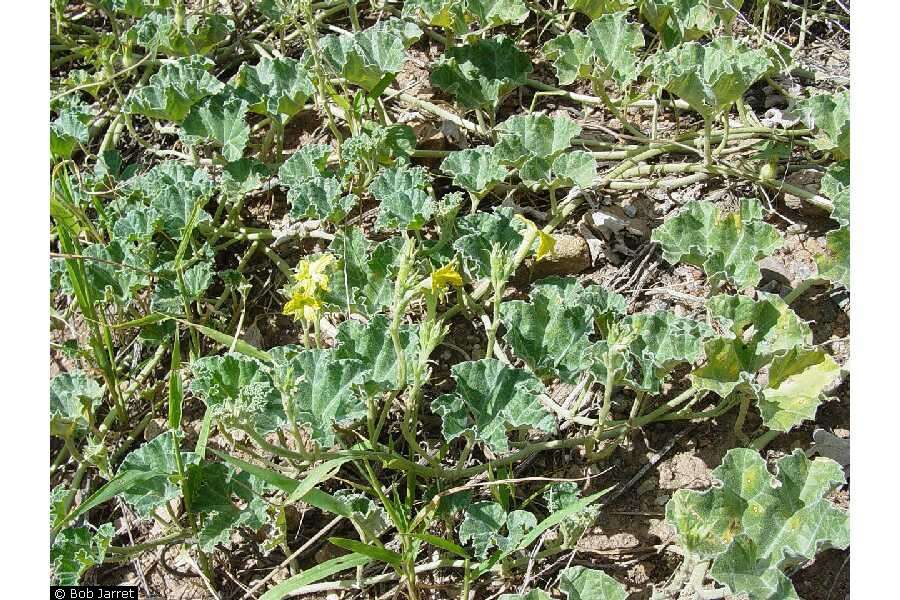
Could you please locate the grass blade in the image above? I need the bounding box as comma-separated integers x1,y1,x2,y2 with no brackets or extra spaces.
177,318,271,362
328,537,403,568
211,450,352,518
411,533,470,559
258,553,371,600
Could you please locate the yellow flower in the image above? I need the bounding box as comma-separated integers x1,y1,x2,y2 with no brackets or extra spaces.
282,254,335,323
283,287,323,323
420,263,463,295
293,254,335,292
515,214,556,261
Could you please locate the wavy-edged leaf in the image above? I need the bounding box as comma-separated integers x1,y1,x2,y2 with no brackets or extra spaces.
641,0,738,48
189,352,285,434
51,107,91,159
692,291,813,398
334,315,420,393
431,36,533,110
495,113,581,163
117,434,197,517
51,523,115,585
759,347,840,432
402,0,469,33
559,565,628,600
820,160,849,227
278,143,333,188
126,56,224,122
585,10,645,87
129,160,213,238
287,176,357,223
542,31,595,86
666,448,848,600
130,11,234,56
459,501,537,558
816,226,849,289
567,0,634,19
180,90,250,161
50,371,103,437
499,277,596,382
431,358,555,453
651,37,772,117
270,347,368,448
334,490,390,540
321,18,421,91
652,199,782,288
794,91,850,160
372,165,435,231
441,145,509,197
235,56,314,120
549,150,597,188
453,206,524,279
468,0,530,28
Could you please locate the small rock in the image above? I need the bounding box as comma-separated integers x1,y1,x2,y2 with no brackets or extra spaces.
758,256,793,286
440,350,452,361
654,494,670,506
143,418,167,441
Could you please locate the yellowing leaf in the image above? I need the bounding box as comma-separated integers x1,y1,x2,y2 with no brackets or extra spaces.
515,214,557,261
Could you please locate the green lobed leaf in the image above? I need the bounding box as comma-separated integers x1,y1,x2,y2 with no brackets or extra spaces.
495,113,582,164
130,12,233,56
321,18,422,91
402,0,469,33
372,165,435,231
567,0,634,19
278,144,333,188
459,501,537,558
50,371,103,437
180,90,251,162
333,490,390,540
651,37,772,117
468,0,530,28
652,199,783,288
287,176,357,223
542,31,595,86
128,160,213,238
270,347,368,448
126,56,224,122
499,277,597,383
51,107,91,159
234,56,315,120
691,293,811,398
334,315,420,393
794,91,850,160
431,358,555,453
559,565,628,600
431,36,533,110
440,145,509,196
666,448,848,600
816,226,849,289
116,434,197,517
820,160,849,227
189,353,286,434
758,347,840,432
51,523,115,585
585,10,645,87
452,207,524,279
